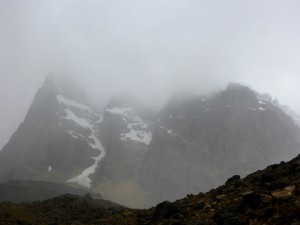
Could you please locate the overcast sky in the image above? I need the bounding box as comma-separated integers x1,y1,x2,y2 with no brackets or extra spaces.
1,0,300,149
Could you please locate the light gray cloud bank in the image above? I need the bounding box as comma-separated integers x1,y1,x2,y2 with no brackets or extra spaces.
1,0,300,148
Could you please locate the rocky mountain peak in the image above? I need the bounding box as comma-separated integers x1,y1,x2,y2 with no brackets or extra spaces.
42,74,88,105
42,74,57,89
0,75,105,188
0,79,299,207
214,82,258,108
226,82,252,92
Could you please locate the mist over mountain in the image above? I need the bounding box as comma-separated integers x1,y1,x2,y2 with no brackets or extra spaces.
0,75,299,208
2,0,300,152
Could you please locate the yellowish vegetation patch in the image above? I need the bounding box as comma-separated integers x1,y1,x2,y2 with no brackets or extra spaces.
94,179,152,209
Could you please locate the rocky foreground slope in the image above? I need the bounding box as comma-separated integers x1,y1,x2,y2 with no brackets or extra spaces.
0,154,299,225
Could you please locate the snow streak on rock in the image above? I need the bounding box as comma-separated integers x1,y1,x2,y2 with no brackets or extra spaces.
67,133,106,188
56,95,106,188
57,95,90,110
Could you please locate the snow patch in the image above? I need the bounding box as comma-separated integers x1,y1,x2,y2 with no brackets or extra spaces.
107,107,152,145
64,109,91,128
121,129,152,145
57,95,90,110
106,107,132,115
258,107,267,111
245,107,257,111
258,101,267,105
67,130,89,142
59,100,106,188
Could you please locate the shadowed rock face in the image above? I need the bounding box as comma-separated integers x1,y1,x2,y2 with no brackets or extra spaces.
138,83,300,204
0,77,299,207
0,75,101,184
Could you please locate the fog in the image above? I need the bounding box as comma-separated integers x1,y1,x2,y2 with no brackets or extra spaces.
1,0,300,149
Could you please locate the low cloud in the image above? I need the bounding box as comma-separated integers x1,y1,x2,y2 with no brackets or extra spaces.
1,0,300,148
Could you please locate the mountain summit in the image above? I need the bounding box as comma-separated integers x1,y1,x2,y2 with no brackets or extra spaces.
0,77,299,207
0,75,104,188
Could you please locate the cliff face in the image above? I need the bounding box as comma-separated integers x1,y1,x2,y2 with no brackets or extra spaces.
94,101,152,184
0,75,103,185
138,83,300,204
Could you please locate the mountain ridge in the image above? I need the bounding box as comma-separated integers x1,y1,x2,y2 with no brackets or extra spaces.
0,76,299,207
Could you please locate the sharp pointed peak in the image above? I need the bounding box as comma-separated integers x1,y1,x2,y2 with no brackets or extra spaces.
41,74,87,104
43,73,55,86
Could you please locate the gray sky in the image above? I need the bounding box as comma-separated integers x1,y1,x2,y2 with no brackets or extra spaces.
1,0,300,149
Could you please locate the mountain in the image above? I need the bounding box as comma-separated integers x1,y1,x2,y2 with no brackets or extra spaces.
0,75,105,188
0,76,299,207
138,83,300,204
0,153,299,224
95,96,153,184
